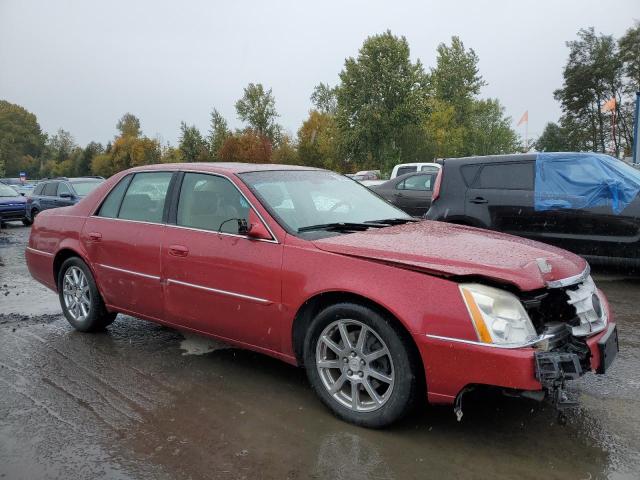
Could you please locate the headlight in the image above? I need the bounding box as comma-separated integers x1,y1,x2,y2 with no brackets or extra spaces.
459,283,538,346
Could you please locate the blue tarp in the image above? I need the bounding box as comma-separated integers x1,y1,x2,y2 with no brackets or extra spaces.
534,152,640,214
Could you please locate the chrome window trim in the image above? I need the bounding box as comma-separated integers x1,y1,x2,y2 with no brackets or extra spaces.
425,333,555,349
96,263,161,281
546,264,590,289
164,223,278,244
88,216,165,227
26,246,54,257
166,278,272,305
89,169,280,244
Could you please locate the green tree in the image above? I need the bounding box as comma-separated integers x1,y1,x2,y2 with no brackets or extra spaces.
535,122,570,152
311,83,337,114
271,135,298,165
75,142,104,176
554,28,625,154
335,30,429,171
297,110,340,169
235,83,281,143
207,108,231,160
619,21,640,90
424,99,466,158
0,100,46,176
430,36,486,123
178,122,209,162
465,99,519,155
116,113,142,138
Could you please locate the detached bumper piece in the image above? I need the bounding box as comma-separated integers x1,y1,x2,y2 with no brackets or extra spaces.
534,351,582,408
596,324,619,374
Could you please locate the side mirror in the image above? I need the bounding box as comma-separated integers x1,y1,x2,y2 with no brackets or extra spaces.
246,209,272,240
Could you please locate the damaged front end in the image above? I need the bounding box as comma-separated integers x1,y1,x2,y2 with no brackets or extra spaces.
521,269,619,409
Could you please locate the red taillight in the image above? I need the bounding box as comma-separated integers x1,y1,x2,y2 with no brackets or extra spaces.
431,169,443,202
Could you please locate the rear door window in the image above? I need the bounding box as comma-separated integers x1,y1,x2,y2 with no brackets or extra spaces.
118,172,173,223
43,182,58,196
399,174,434,191
474,162,534,190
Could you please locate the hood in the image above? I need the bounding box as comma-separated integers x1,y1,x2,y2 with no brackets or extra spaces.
313,221,587,291
0,195,26,205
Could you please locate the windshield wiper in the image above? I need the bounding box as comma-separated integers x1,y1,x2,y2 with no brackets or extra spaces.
298,222,387,233
364,218,419,226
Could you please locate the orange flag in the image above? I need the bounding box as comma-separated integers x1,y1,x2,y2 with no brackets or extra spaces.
517,110,528,126
602,97,616,112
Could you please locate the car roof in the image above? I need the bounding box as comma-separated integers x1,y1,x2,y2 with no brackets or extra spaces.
127,162,325,175
441,153,538,165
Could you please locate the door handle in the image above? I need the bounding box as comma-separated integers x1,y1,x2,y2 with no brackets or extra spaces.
470,197,488,204
88,232,102,241
395,192,404,197
168,245,189,257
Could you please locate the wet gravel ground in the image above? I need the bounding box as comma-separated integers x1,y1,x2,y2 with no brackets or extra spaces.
1,224,639,479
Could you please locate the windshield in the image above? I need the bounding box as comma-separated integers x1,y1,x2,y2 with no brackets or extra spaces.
0,184,19,197
239,170,410,235
71,180,103,196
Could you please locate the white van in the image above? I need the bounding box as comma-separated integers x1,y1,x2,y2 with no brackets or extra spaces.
390,162,441,179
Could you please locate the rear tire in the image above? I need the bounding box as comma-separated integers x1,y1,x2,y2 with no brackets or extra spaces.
57,257,116,332
22,218,32,226
303,302,419,428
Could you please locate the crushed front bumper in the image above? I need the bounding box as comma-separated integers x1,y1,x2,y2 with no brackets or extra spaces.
416,322,618,406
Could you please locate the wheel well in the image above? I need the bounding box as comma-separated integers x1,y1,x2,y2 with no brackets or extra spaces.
291,292,424,372
53,248,81,285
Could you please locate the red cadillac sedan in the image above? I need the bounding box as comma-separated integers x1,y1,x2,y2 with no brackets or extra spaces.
26,163,618,427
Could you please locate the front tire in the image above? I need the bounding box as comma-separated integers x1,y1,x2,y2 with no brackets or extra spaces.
22,217,32,226
303,302,419,428
58,257,116,332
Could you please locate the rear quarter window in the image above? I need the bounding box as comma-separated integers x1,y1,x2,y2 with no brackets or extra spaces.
97,175,133,218
474,162,534,190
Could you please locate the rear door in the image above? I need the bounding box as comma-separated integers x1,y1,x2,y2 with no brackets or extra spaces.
83,171,174,320
464,161,539,233
394,173,435,216
162,172,283,350
56,182,77,207
40,181,59,210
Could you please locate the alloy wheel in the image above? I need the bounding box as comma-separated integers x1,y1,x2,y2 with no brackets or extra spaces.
316,319,395,412
62,266,91,322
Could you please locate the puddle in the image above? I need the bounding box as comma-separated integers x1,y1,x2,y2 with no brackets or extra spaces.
179,331,232,355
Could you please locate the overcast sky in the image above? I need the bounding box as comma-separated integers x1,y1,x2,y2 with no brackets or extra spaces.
1,0,638,147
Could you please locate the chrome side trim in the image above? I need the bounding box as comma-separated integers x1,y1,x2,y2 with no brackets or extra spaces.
164,223,278,244
97,263,161,280
26,246,54,257
546,264,590,289
166,278,272,305
425,333,555,349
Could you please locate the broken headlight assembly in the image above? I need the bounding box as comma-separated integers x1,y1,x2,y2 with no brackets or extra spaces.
459,283,540,347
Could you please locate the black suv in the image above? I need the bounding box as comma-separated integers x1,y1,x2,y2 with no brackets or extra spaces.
426,153,640,266
25,177,104,222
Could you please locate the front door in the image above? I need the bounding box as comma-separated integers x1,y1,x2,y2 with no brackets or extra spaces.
394,173,435,216
162,172,283,350
83,171,174,320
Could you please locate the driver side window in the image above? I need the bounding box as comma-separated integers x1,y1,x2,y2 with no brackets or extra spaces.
177,173,250,234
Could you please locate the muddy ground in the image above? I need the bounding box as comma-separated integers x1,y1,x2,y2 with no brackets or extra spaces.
1,224,639,479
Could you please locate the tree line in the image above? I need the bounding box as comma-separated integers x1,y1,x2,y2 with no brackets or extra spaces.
1,23,638,179
536,23,639,155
